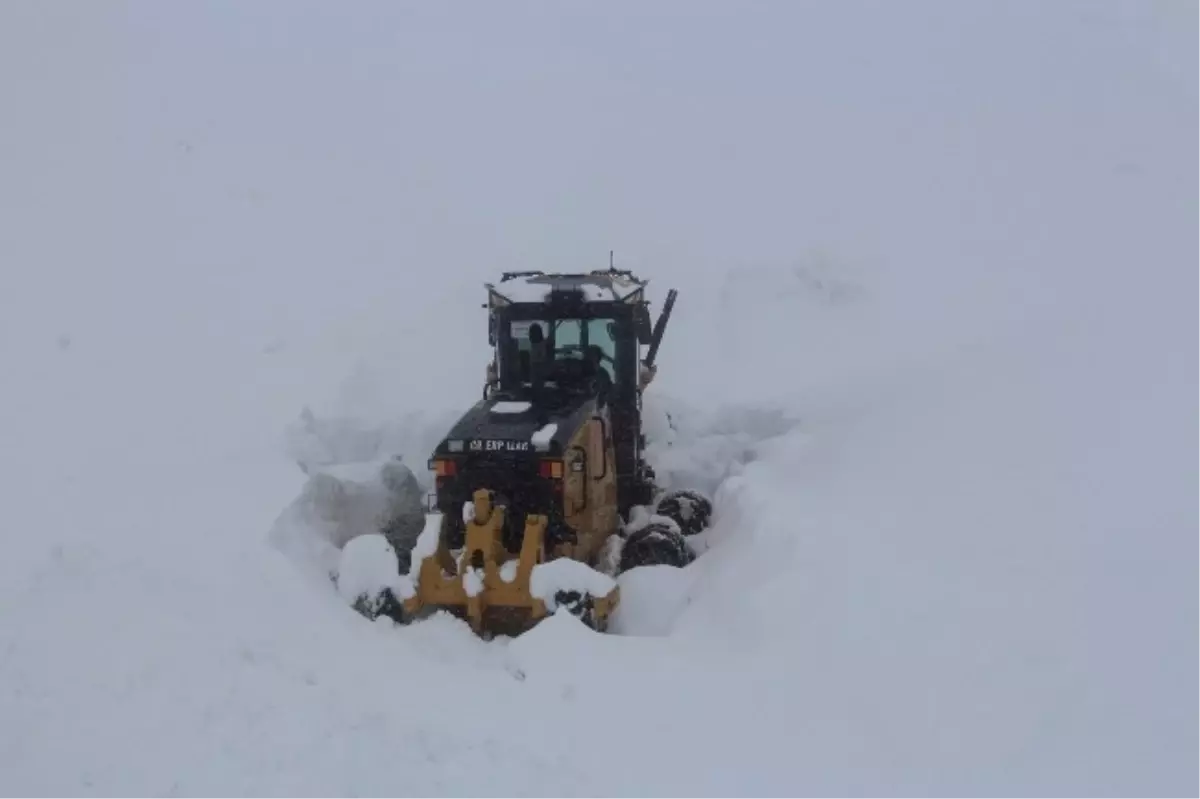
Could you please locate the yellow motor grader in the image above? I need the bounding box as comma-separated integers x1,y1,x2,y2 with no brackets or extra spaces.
340,268,712,637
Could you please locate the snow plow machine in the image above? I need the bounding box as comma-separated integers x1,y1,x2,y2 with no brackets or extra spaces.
337,268,713,637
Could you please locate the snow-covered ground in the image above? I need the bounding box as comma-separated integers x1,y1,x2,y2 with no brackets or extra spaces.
1,2,1195,796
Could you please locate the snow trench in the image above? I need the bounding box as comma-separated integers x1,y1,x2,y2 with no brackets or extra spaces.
267,390,800,639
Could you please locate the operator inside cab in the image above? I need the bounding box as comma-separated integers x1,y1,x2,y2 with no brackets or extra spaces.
512,319,616,400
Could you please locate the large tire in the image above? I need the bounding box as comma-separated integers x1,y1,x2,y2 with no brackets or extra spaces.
655,489,712,537
619,521,694,573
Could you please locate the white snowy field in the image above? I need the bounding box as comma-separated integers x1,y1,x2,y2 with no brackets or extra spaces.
1,2,1196,796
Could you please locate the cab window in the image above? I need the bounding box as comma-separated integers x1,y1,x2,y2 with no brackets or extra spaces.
585,319,617,368
504,318,621,386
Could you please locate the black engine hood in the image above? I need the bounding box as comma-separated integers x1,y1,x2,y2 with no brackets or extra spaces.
433,393,599,458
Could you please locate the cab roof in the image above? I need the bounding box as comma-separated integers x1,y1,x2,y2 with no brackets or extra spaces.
487,269,648,306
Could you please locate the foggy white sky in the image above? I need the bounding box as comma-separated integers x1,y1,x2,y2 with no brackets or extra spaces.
2,2,1194,340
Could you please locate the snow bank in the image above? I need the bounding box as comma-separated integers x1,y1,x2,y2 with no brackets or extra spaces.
610,565,697,636
267,453,425,581
268,249,1196,795
284,406,456,480
641,392,799,499
334,533,406,606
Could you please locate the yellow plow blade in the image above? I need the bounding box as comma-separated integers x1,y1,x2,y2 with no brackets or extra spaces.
403,489,618,636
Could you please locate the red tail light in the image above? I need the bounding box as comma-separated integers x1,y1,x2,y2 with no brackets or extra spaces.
430,458,457,477
538,460,563,479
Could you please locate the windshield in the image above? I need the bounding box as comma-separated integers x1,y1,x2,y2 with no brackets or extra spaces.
504,318,619,389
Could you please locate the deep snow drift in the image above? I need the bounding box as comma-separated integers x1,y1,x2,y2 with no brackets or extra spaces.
1,2,1195,796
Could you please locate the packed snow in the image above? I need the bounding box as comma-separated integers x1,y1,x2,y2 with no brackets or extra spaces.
529,558,618,608
530,422,558,451
334,533,407,606
491,274,644,304
462,567,484,599
490,400,531,414
1,2,1194,797
500,559,519,584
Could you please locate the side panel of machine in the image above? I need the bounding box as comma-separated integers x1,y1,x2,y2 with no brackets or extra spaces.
561,411,619,562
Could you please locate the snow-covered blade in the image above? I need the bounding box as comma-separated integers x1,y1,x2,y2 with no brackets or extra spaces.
399,490,621,636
